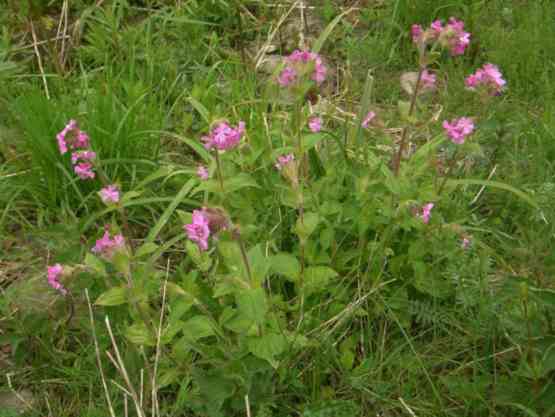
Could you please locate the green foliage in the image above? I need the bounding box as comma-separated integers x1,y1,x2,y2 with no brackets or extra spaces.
1,1,554,417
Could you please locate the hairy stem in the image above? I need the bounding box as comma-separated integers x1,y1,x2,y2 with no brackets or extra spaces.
214,151,225,193
437,148,460,196
234,228,254,286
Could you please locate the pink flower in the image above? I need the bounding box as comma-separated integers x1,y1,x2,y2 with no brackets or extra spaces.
92,229,126,258
419,203,434,224
443,17,470,56
197,165,209,180
278,67,297,87
275,153,295,170
411,24,424,43
47,264,67,295
202,121,245,152
465,63,506,95
308,117,322,133
75,131,90,148
184,209,211,251
312,56,327,84
442,117,474,144
461,237,471,249
74,162,95,180
57,134,68,154
71,150,96,164
361,111,376,128
56,120,90,154
421,69,437,91
100,185,120,204
278,50,327,86
430,20,444,38
410,18,470,56
464,73,480,89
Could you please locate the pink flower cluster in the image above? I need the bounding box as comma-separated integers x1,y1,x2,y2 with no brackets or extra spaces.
418,203,434,224
275,154,295,170
202,121,245,152
278,50,327,87
92,229,126,258
308,117,322,133
57,120,89,154
420,69,437,91
47,264,67,295
57,120,96,180
184,210,211,251
184,208,229,251
412,17,470,56
197,165,209,180
361,111,376,128
99,185,120,204
465,63,506,95
461,237,471,249
442,117,474,144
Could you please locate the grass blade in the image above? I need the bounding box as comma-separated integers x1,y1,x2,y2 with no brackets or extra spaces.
448,179,539,208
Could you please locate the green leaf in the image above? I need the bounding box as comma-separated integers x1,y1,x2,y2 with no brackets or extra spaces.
135,242,159,258
95,286,128,306
540,343,555,376
404,134,445,177
448,179,538,208
270,253,300,281
185,240,212,272
176,209,192,225
161,320,185,345
248,244,271,285
157,368,180,388
302,133,325,152
222,309,257,334
125,322,155,346
236,288,268,325
120,190,142,204
112,251,131,276
187,96,210,123
164,132,211,162
134,166,173,190
213,277,238,298
84,253,106,277
182,316,215,342
194,370,235,414
247,332,287,367
295,212,319,242
195,173,260,194
305,266,338,294
145,178,197,243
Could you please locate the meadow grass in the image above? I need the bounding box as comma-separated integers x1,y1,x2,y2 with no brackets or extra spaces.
1,1,554,417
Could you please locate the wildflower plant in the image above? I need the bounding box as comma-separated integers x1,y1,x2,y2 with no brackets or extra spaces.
36,13,542,417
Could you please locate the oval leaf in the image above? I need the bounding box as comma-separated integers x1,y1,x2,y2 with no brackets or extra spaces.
95,286,128,306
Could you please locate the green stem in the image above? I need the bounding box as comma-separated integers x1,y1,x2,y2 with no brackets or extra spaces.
214,151,225,193
234,228,254,287
393,66,424,176
437,148,460,196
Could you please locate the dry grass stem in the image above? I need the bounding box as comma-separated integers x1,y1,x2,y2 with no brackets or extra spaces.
29,20,50,100
85,289,116,417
